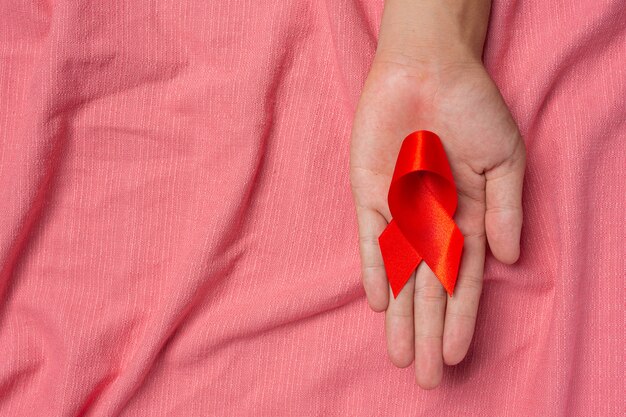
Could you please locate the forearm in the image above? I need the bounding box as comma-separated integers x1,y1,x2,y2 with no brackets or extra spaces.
375,0,492,66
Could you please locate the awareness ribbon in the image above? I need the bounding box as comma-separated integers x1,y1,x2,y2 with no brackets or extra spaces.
378,130,464,298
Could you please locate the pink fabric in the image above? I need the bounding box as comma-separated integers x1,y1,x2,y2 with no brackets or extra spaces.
0,1,624,415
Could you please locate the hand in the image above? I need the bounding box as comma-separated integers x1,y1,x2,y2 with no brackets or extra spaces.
349,55,526,389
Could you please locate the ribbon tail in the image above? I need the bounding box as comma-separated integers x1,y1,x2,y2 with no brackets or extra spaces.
425,225,464,297
378,219,422,298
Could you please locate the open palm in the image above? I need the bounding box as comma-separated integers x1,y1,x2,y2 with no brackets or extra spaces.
350,59,526,389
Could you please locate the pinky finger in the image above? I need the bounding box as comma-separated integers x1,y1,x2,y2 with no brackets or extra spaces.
355,205,390,312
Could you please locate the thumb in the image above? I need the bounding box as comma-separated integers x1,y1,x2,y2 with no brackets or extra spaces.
484,136,526,264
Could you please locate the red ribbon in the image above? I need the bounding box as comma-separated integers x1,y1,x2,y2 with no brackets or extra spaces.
378,130,464,298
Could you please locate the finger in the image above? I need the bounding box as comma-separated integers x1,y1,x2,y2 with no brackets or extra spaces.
413,262,447,389
385,271,415,368
355,205,390,312
485,137,526,264
443,233,486,365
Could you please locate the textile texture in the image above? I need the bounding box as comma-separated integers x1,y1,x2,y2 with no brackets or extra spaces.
0,1,624,416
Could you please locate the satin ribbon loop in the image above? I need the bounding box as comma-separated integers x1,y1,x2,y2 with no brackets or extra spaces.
378,130,464,298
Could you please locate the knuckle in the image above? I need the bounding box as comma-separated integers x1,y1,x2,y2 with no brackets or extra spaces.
415,329,443,340
358,234,380,246
414,283,447,303
387,308,413,319
462,231,486,240
485,205,522,214
456,274,483,294
362,263,385,272
446,310,477,323
362,263,386,279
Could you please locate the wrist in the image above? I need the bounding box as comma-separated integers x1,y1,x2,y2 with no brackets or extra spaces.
375,0,491,69
373,44,482,75
365,52,489,116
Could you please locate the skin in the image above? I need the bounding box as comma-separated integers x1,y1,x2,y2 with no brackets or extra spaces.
349,0,526,390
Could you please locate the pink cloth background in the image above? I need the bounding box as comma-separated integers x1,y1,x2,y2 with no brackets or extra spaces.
0,1,624,416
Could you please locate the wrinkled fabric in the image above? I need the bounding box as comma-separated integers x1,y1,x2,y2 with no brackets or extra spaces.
0,1,624,416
